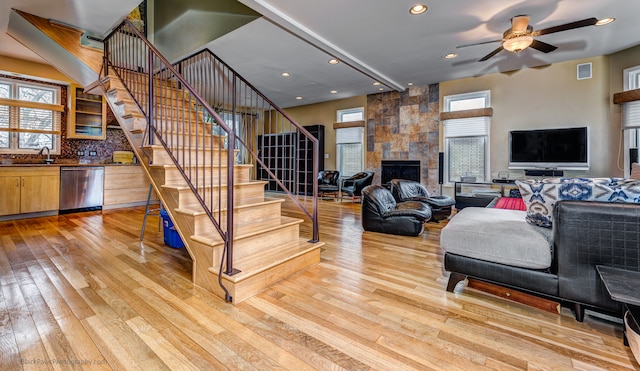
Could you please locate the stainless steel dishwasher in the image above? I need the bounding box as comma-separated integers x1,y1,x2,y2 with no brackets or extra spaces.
59,167,104,212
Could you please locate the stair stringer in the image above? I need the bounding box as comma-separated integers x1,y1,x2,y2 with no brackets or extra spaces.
100,72,323,303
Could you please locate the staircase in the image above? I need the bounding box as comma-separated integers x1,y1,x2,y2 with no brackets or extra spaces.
96,21,323,303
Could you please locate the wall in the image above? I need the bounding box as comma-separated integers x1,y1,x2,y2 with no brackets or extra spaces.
0,55,70,82
153,0,259,61
283,95,367,170
440,56,612,182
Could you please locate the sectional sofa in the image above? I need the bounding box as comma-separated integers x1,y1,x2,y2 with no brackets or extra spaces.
441,177,640,321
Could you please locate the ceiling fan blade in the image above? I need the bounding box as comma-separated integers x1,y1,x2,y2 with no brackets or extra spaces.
479,46,504,62
530,39,558,53
511,15,530,34
533,17,598,36
456,39,502,49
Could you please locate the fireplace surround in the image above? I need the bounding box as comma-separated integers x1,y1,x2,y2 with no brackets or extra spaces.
381,160,420,185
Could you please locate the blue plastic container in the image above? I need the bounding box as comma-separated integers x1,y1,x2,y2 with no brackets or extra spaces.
160,209,185,248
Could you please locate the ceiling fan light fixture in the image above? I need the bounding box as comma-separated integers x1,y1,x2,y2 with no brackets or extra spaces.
409,4,428,15
503,35,534,53
596,17,615,26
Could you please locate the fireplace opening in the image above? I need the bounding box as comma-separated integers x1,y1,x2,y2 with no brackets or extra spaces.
381,160,421,185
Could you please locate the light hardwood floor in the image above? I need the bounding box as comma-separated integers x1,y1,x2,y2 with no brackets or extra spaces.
0,199,638,370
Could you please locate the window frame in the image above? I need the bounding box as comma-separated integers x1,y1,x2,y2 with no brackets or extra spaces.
335,107,364,177
623,66,640,176
442,90,491,185
0,77,62,155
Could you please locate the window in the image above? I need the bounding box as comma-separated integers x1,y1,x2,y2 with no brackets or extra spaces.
443,91,490,184
0,78,62,154
623,66,640,175
336,107,364,177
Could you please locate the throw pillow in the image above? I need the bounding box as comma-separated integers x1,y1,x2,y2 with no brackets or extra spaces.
516,178,640,228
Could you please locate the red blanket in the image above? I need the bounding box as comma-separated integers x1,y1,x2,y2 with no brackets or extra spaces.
494,197,526,210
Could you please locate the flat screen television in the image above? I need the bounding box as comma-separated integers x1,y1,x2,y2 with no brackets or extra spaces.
508,127,589,170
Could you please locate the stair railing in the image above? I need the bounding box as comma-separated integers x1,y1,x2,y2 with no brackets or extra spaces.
103,20,240,292
102,20,320,294
171,49,319,242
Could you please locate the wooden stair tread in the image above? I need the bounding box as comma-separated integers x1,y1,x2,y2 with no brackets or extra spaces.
174,197,284,216
192,216,304,246
143,144,229,152
144,131,224,138
213,238,323,283
150,163,254,170
149,164,255,176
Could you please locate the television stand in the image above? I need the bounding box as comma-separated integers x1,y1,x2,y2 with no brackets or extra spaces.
524,169,564,177
454,181,518,209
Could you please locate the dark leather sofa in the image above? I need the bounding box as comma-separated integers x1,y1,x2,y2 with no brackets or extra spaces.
444,201,640,321
361,185,432,236
389,179,455,221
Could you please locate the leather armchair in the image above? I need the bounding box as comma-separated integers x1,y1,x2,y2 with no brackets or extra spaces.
361,185,432,236
318,170,340,198
389,179,454,221
341,171,374,202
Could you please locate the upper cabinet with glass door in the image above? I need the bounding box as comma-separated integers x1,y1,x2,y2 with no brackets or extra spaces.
68,85,106,139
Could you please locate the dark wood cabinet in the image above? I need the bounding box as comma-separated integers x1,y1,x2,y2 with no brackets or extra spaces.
257,132,297,192
256,125,324,195
297,125,324,195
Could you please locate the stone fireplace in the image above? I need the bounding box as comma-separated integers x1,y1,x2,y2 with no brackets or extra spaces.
365,84,440,195
381,160,421,185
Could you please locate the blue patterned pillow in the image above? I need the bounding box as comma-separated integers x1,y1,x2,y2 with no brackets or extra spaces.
516,178,640,228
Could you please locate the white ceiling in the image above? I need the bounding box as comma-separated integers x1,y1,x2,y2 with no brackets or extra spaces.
2,0,640,108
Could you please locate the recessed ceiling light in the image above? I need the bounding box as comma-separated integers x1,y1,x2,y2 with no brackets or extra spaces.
596,17,615,26
378,87,384,91
295,96,302,100
444,53,458,59
408,82,414,86
328,59,339,65
373,81,381,86
330,90,338,94
409,4,428,15
281,72,290,77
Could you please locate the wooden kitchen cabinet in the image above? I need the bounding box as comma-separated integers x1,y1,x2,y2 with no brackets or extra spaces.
0,176,21,215
103,165,156,209
68,85,106,140
0,167,60,216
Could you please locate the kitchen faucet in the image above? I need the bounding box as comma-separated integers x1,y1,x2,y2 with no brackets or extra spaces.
38,146,53,164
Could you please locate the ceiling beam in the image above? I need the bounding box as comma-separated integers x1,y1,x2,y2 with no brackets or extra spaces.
237,0,406,92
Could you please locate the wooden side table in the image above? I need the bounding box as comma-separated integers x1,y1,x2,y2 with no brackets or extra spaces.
596,265,640,364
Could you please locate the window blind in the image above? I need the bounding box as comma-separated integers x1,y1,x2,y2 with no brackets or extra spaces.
0,98,62,135
443,116,489,137
622,100,640,130
336,126,363,144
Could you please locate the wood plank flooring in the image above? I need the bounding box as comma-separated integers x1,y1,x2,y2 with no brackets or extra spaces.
0,199,638,370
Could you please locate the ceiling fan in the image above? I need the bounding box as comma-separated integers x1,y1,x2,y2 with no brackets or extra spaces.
457,15,599,61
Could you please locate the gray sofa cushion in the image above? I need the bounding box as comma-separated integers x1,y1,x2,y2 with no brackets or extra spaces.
440,207,553,269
